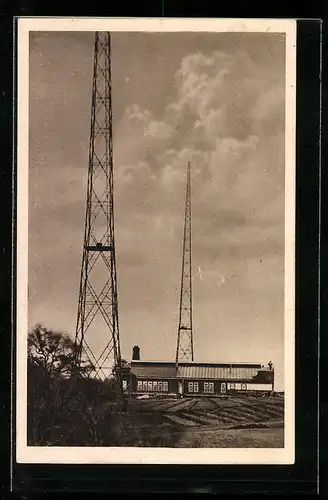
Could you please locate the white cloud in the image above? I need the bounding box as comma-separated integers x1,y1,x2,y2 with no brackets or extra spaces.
209,135,259,178
116,160,152,186
117,46,285,267
172,51,234,118
119,46,284,179
146,120,174,140
124,103,151,122
161,164,180,187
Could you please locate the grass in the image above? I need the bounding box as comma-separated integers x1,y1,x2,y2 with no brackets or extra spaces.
122,395,285,448
28,369,285,448
176,427,284,448
163,413,199,428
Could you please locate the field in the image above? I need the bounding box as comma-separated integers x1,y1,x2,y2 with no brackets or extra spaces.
27,360,285,447
123,395,285,448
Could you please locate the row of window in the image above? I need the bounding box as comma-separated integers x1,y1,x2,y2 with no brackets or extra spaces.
187,382,215,393
136,381,216,393
227,383,247,391
187,382,247,393
137,380,169,392
133,380,248,393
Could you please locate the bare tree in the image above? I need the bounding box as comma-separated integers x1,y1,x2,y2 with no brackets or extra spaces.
28,324,93,378
27,324,129,446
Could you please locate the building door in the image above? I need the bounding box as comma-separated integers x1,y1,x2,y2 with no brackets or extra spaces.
220,383,226,394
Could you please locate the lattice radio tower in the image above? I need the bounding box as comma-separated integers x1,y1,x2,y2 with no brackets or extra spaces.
74,32,123,390
176,162,194,365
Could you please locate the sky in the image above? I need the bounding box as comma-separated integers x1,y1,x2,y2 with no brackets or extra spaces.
28,30,286,390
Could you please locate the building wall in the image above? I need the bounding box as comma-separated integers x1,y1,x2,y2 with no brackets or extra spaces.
226,382,248,393
246,383,273,391
183,379,239,395
184,380,272,395
184,379,218,395
122,374,273,396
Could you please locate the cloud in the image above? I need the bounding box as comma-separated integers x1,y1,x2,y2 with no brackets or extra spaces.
173,51,234,118
123,105,176,142
93,45,286,326
124,103,151,123
165,48,284,145
117,160,152,186
116,46,285,258
146,120,174,140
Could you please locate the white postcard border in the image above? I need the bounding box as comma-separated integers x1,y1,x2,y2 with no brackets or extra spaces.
15,17,296,465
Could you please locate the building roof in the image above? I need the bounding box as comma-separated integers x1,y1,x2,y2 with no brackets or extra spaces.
177,364,259,380
129,361,273,382
130,362,177,379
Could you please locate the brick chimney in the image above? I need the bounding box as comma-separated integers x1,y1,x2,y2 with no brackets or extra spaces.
132,345,140,360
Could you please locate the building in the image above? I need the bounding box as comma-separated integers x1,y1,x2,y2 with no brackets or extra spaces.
121,347,275,397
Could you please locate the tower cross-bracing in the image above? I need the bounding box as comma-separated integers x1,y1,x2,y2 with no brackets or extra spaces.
74,32,123,391
176,161,194,364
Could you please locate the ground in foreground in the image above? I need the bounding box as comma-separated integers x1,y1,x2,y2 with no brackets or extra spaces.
176,426,284,448
115,395,285,448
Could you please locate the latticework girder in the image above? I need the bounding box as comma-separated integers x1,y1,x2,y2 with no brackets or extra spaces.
176,162,194,364
74,32,123,394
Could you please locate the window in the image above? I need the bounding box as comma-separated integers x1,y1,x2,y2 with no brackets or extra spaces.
137,381,142,391
229,383,235,390
142,381,147,391
158,381,163,392
221,383,226,393
148,381,152,391
203,382,214,394
241,383,247,391
163,381,168,392
122,380,127,391
153,381,158,391
188,382,199,393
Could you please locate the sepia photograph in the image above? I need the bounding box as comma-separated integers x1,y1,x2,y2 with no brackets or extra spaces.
16,17,296,464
